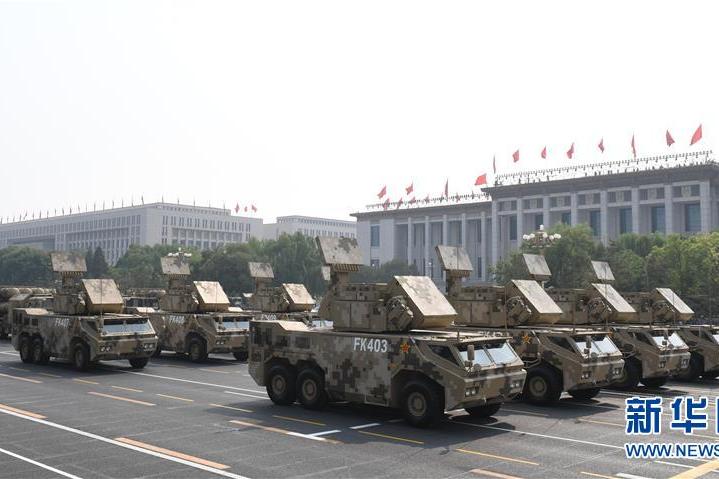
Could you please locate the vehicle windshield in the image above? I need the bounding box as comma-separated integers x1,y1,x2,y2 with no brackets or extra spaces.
457,342,516,367
310,320,333,328
103,319,151,334
571,335,620,356
712,333,719,345
668,332,686,348
217,317,249,330
650,332,686,348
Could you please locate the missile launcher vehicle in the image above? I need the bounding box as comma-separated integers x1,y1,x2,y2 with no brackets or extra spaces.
544,260,690,389
147,251,252,362
609,270,716,381
1,287,53,339
10,252,158,370
436,245,624,405
248,237,526,427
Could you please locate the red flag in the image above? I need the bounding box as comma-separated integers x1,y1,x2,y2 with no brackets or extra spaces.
234,203,240,213
377,185,387,199
512,150,519,163
405,182,413,195
666,129,675,147
566,142,574,159
690,124,703,145
598,138,604,153
541,146,547,159
631,134,636,158
493,155,497,174
382,198,390,210
474,174,487,186
444,179,448,198
251,204,257,212
396,198,403,209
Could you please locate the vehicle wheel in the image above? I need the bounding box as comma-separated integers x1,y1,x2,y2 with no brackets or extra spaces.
401,379,444,428
152,346,162,358
188,337,208,362
233,351,248,362
296,368,328,410
641,376,668,388
611,358,641,390
523,365,562,405
675,353,703,381
31,337,49,365
129,357,149,369
702,371,719,380
569,387,601,400
266,363,296,405
19,336,33,364
465,403,501,418
72,343,91,371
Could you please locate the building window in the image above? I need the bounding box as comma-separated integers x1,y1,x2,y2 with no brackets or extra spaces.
534,214,543,231
651,206,665,233
561,212,571,225
685,203,701,232
619,208,632,235
508,216,517,241
370,225,380,247
589,210,601,236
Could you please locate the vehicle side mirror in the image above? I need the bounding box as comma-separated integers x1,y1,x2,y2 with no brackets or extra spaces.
466,344,475,363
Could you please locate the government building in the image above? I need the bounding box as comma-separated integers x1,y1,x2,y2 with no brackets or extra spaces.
0,203,262,265
352,151,718,283
262,215,357,240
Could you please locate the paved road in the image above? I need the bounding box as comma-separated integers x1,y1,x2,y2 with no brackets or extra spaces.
1,340,717,479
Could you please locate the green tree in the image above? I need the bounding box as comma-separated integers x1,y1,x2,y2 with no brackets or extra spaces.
111,244,199,289
85,246,110,278
0,246,52,285
351,259,419,283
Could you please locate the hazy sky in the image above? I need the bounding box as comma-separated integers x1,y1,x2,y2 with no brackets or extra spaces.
1,1,717,222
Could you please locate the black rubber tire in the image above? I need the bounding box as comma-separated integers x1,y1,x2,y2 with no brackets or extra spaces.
266,363,297,406
188,337,208,363
233,351,248,362
465,403,502,418
129,357,149,369
568,387,601,400
19,336,33,364
296,368,328,410
675,352,703,381
72,343,91,371
523,364,562,406
31,337,49,365
641,376,668,388
611,358,641,390
400,379,444,428
152,346,162,358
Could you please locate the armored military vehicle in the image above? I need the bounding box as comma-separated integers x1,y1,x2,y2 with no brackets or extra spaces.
436,246,624,405
249,237,526,427
1,287,53,339
544,260,690,389
147,251,252,362
602,266,715,381
10,253,157,370
123,288,164,310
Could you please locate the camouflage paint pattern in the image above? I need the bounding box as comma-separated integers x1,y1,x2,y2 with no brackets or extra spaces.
249,320,526,411
674,325,719,374
147,311,250,355
11,309,157,361
608,326,690,378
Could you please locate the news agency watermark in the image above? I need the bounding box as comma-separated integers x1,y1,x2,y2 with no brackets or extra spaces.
625,395,719,459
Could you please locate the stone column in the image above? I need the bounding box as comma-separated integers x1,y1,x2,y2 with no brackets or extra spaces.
570,192,578,225
600,191,609,245
631,187,640,233
700,181,711,233
664,185,674,235
491,201,499,268
424,216,430,276
461,213,467,246
407,217,413,266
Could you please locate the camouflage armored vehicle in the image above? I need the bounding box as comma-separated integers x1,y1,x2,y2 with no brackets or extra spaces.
10,253,158,370
249,237,526,427
147,251,252,362
123,288,165,310
1,287,53,339
437,246,624,405
612,273,716,381
545,260,690,389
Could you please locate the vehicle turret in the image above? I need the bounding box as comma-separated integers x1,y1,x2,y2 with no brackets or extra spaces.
319,237,456,332
50,252,123,315
158,251,230,313
247,262,315,313
436,246,562,327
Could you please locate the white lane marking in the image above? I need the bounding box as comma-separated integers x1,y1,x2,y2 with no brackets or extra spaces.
0,446,83,479
286,432,329,442
349,423,381,430
109,369,267,395
451,419,623,450
654,460,692,469
0,407,249,479
0,351,19,356
224,391,270,401
308,429,341,437
616,474,653,479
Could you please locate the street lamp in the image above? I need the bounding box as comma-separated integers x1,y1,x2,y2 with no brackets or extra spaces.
522,224,561,251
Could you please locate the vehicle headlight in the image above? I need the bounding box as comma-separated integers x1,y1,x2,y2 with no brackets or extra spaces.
612,367,623,376
143,343,155,350
511,380,523,389
659,360,667,369
465,387,480,397
681,358,689,368
581,371,591,379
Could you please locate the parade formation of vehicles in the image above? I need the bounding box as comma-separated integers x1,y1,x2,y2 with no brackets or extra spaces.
0,235,716,427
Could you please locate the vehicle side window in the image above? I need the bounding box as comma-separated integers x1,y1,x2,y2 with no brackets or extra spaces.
429,345,456,363
547,336,574,351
